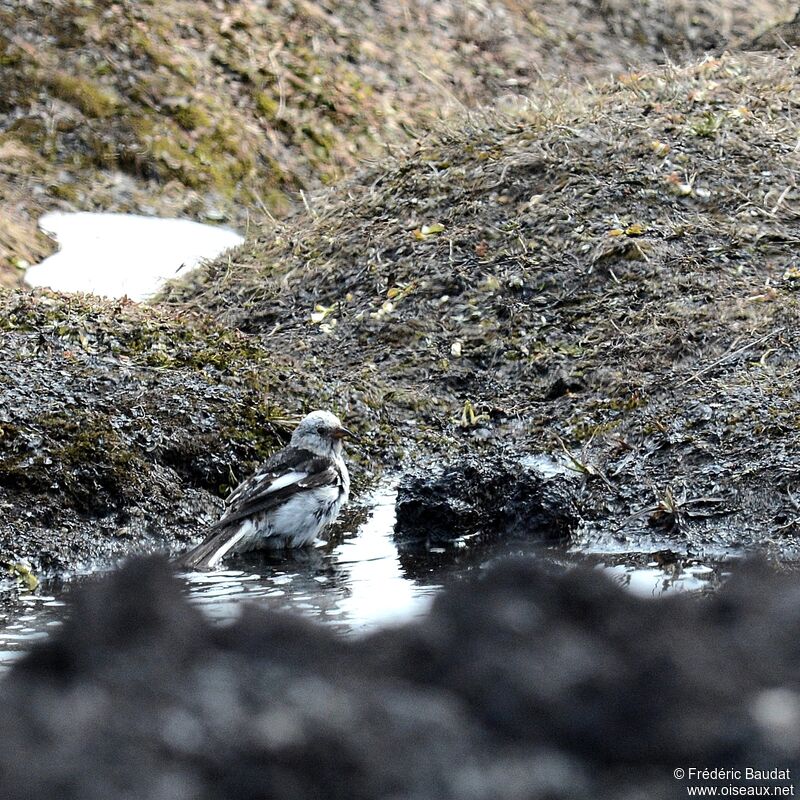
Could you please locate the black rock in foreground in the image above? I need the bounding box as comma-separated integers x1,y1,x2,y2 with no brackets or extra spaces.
394,454,579,548
0,557,798,799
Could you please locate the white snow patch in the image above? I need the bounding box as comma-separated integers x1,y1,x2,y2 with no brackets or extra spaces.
26,212,243,300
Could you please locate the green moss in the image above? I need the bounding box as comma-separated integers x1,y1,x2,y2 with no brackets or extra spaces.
302,125,335,158
47,182,79,201
689,111,726,137
129,28,187,75
571,418,621,442
47,414,145,509
0,413,144,513
48,73,120,118
127,107,253,195
251,186,293,217
0,38,21,67
254,90,280,118
607,392,647,413
171,102,213,131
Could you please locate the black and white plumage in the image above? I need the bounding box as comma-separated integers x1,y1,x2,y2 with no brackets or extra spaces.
178,410,354,571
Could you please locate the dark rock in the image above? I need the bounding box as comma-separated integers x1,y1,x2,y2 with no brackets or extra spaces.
544,373,585,401
1,557,800,799
394,454,579,548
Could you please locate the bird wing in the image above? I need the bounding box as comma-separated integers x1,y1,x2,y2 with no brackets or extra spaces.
215,447,341,530
175,448,340,571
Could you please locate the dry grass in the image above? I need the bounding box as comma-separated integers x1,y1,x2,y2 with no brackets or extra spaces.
0,0,796,284
0,141,54,283
0,206,51,286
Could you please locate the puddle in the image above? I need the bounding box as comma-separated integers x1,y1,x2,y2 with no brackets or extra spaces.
0,591,67,669
522,452,584,479
25,212,243,300
0,483,439,670
0,483,730,672
595,561,724,598
182,485,439,632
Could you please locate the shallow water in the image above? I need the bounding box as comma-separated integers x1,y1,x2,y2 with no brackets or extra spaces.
0,482,728,672
0,484,439,669
182,485,439,631
598,561,723,597
26,212,243,300
0,591,67,668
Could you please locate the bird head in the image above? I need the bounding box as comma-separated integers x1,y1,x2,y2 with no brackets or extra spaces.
290,410,357,457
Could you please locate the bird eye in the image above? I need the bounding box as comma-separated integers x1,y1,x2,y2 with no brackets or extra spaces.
316,425,327,435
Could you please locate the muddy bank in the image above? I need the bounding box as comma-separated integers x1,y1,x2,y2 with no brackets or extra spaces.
1,1,796,283
166,51,800,562
0,556,799,799
0,288,400,580
394,454,578,549
5,51,800,589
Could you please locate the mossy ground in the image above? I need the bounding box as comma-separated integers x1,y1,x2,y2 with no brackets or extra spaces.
167,51,800,563
0,0,796,283
0,289,409,574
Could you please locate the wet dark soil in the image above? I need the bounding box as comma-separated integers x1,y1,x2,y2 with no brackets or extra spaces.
1,555,799,799
4,48,800,607
394,453,578,549
6,51,800,596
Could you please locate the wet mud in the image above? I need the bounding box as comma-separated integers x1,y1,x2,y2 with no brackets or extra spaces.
394,454,578,549
4,53,800,616
165,51,800,575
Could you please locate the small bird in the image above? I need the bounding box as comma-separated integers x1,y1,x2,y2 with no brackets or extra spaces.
177,410,355,570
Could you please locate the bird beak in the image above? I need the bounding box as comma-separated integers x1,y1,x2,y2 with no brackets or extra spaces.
332,426,358,441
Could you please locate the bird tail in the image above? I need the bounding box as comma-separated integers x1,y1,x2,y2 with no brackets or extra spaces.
174,524,246,571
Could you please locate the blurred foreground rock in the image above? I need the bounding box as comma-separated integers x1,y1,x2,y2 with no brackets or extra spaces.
0,557,798,799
